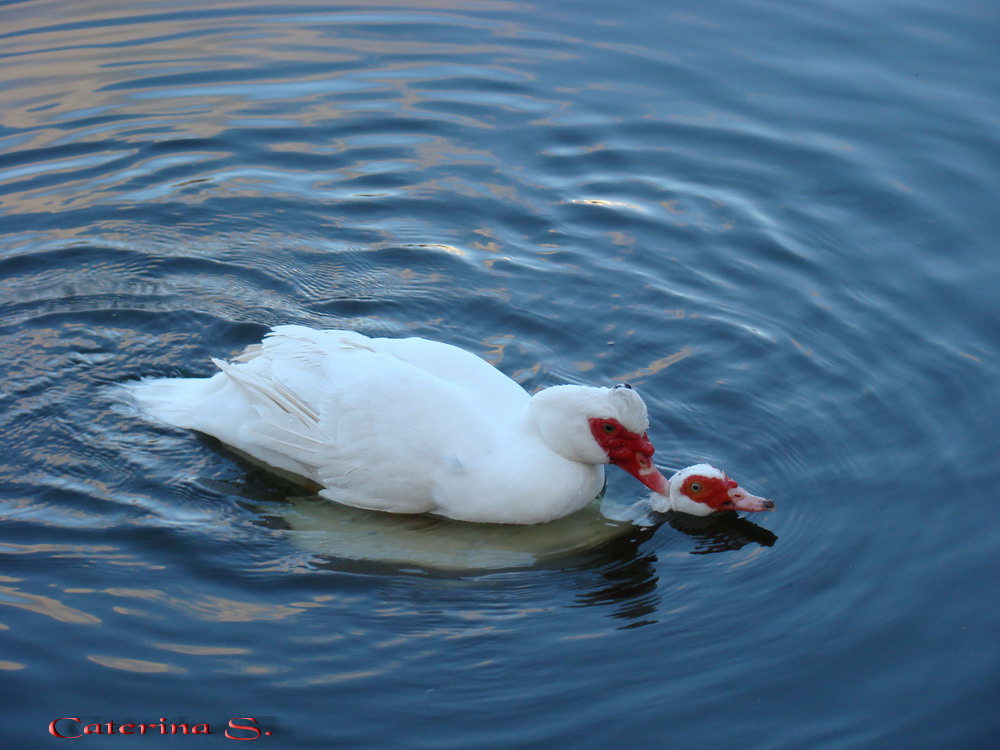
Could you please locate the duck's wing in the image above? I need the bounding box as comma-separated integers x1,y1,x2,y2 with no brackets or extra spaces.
369,333,530,417
260,326,530,418
190,327,524,513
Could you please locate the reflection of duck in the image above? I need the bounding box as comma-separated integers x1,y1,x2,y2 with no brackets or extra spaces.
571,508,778,628
129,326,669,524
657,510,779,555
255,492,633,571
202,445,776,576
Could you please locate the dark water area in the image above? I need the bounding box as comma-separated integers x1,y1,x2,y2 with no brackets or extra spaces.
2,0,999,747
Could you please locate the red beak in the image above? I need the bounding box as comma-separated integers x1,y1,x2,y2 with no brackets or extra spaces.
610,434,669,495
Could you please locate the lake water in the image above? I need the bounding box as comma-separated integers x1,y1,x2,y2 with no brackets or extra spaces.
2,0,998,747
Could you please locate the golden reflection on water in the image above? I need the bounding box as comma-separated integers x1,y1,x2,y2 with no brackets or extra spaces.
479,333,515,366
112,606,160,619
101,587,307,622
0,584,101,625
152,642,251,657
613,346,694,384
0,541,136,564
86,654,185,674
2,0,558,217
279,668,388,688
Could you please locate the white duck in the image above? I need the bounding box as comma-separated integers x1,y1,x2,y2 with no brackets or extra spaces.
128,325,672,524
650,464,774,516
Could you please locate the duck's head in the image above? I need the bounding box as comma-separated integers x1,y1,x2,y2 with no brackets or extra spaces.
651,463,775,516
530,382,669,494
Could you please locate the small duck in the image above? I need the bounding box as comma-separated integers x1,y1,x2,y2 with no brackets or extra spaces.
651,464,774,516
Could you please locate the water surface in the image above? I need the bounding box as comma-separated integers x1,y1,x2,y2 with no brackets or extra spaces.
2,1,999,747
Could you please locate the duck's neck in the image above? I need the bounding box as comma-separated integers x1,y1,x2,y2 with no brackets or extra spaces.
527,388,608,465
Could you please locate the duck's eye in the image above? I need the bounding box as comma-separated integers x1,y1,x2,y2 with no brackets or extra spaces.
603,423,615,433
689,482,702,493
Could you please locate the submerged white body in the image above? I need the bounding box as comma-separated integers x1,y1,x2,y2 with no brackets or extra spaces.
128,326,658,524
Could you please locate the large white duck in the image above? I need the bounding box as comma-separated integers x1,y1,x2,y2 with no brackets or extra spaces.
128,325,673,524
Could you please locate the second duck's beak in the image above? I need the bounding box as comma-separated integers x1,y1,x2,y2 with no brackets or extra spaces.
728,485,775,512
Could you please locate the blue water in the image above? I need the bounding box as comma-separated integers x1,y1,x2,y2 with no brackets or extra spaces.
2,0,999,747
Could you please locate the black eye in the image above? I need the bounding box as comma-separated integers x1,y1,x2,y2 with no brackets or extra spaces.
603,423,615,433
613,382,632,390
689,482,702,493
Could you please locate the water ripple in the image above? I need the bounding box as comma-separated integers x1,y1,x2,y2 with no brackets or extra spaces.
1,0,998,746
